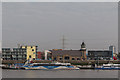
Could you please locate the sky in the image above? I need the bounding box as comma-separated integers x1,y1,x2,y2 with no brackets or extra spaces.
2,2,118,51
0,2,1,52
2,0,119,2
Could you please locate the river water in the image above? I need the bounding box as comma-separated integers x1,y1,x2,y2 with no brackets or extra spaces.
2,69,119,78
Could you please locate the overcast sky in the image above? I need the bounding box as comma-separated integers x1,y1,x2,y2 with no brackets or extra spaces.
2,0,119,2
2,2,118,51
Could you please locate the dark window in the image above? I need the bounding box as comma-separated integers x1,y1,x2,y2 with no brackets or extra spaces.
29,55,31,58
72,58,75,60
82,58,85,60
59,57,62,60
54,57,56,60
64,56,69,60
77,58,80,60
25,46,27,48
33,58,35,60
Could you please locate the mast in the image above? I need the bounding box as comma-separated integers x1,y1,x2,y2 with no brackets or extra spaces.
62,35,65,50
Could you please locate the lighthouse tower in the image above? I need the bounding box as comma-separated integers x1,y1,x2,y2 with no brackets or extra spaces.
81,42,86,50
80,42,87,60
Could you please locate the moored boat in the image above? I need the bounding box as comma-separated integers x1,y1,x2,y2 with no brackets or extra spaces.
95,63,120,70
21,62,79,70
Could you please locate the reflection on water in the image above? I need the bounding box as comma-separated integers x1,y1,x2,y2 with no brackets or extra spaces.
2,69,118,78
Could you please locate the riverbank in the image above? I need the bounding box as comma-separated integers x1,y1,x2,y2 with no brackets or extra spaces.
2,60,120,65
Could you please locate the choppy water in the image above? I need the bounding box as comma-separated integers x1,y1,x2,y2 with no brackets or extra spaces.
2,69,119,78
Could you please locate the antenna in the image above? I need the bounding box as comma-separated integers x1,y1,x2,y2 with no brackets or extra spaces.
82,40,85,43
62,35,66,50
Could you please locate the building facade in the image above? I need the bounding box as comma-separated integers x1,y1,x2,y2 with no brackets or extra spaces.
36,51,42,60
2,48,27,60
2,45,37,60
87,50,113,60
21,46,37,60
50,42,87,62
109,45,116,54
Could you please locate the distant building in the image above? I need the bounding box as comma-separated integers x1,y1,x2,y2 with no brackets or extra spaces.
2,45,38,60
50,42,87,62
2,48,27,60
87,50,113,60
21,46,37,60
36,51,42,60
109,45,116,53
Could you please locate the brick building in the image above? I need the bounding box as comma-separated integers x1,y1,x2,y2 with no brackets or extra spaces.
50,42,87,62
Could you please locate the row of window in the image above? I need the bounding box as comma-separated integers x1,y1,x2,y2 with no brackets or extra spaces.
88,57,112,60
2,55,26,57
2,50,26,52
2,54,24,56
2,56,26,58
2,53,26,55
88,53,112,55
3,58,26,60
2,49,10,50
54,57,81,61
87,54,112,57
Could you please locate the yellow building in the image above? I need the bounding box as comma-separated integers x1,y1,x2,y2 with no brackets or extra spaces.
21,46,37,60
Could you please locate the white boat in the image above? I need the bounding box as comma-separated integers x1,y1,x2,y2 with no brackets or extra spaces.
0,64,6,67
95,63,120,70
21,62,79,70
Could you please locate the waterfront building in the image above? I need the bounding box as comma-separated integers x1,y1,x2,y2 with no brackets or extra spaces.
2,45,38,60
36,51,43,60
49,42,87,62
87,50,113,60
109,45,116,54
2,48,27,60
21,46,37,60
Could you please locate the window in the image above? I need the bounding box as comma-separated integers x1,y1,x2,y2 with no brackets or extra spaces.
82,58,85,60
77,58,80,60
32,49,34,51
59,58,62,60
64,56,69,60
72,58,75,60
25,46,27,48
29,55,31,58
54,57,56,60
33,58,35,60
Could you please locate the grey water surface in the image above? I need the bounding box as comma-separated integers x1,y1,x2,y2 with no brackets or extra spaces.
2,69,118,78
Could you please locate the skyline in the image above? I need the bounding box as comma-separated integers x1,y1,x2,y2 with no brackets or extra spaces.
2,2,118,51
